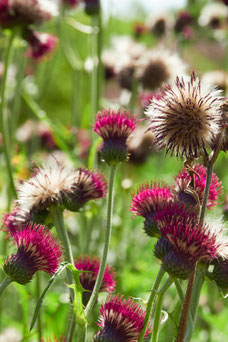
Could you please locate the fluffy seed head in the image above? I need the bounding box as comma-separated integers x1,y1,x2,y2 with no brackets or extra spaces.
94,109,137,165
94,294,152,342
175,164,223,209
4,224,62,284
146,72,223,158
25,30,58,62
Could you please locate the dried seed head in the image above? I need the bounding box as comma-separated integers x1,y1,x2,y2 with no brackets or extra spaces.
146,72,223,158
93,295,152,342
94,109,137,165
4,224,62,284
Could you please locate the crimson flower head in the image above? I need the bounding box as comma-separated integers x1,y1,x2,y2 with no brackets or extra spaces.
0,0,57,28
4,224,62,285
93,295,152,342
130,182,173,237
175,164,223,210
2,208,29,235
25,30,58,62
94,109,137,165
75,256,115,305
154,203,223,279
146,72,223,159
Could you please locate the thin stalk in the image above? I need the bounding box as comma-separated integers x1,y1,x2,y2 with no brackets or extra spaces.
97,8,103,110
0,276,12,300
91,15,99,119
152,277,173,342
176,264,196,342
129,79,138,113
138,266,166,342
36,273,42,341
85,165,117,317
198,163,213,226
0,31,17,198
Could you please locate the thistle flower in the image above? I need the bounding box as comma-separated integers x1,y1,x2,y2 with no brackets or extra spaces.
198,2,227,29
2,208,29,235
146,12,173,37
130,182,173,237
174,11,193,33
174,164,223,209
93,295,152,342
94,109,137,165
154,203,224,278
0,0,58,28
17,162,107,218
146,72,223,158
136,48,186,90
75,256,115,305
139,91,162,109
4,224,62,284
25,30,58,62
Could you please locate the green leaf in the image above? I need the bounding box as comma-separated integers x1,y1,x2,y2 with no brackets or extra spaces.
30,262,69,331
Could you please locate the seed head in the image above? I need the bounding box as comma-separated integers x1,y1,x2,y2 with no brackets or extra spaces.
4,224,62,284
75,256,115,305
94,109,137,165
146,72,223,158
175,164,223,209
25,30,58,62
93,294,152,342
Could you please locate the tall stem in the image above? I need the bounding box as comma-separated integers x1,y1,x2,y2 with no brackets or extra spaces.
36,273,42,341
198,163,213,226
138,266,165,342
152,277,173,342
176,264,196,342
85,165,117,317
0,276,12,300
0,31,17,198
91,15,99,119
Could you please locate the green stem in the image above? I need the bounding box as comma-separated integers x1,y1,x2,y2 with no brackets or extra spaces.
0,31,17,198
0,276,12,300
85,165,117,317
198,163,213,226
152,277,173,342
36,273,42,341
97,8,103,110
138,266,166,342
91,15,99,119
129,79,138,113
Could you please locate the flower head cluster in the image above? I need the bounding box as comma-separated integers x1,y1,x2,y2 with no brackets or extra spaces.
130,182,173,237
4,223,62,284
174,164,223,209
136,48,186,90
94,295,152,342
0,0,57,28
25,30,58,62
17,161,107,219
75,256,115,305
94,109,137,165
146,72,223,158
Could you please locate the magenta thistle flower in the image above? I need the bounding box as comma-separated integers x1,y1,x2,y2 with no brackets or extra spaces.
1,208,28,235
175,164,223,209
139,91,162,109
130,182,173,237
94,109,137,165
75,255,115,305
146,72,223,158
4,224,62,284
25,30,58,62
94,294,152,342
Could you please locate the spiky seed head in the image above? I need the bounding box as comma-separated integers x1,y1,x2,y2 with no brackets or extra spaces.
93,294,152,342
146,72,223,158
75,256,115,306
94,109,137,165
25,30,58,62
4,224,62,284
175,164,223,209
136,48,186,90
130,182,173,237
154,237,172,260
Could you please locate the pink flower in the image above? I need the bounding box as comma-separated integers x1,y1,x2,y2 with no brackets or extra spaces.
94,294,152,342
94,109,137,165
4,224,62,284
175,164,223,209
130,182,173,237
25,30,58,62
2,208,28,235
139,91,162,108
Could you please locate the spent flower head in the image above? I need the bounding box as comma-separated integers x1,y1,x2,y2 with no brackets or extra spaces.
4,223,62,284
94,109,137,165
146,72,223,159
93,294,152,342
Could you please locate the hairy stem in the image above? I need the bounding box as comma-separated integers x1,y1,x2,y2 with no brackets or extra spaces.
85,165,117,317
138,266,166,342
152,277,173,342
0,276,12,300
0,31,17,198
